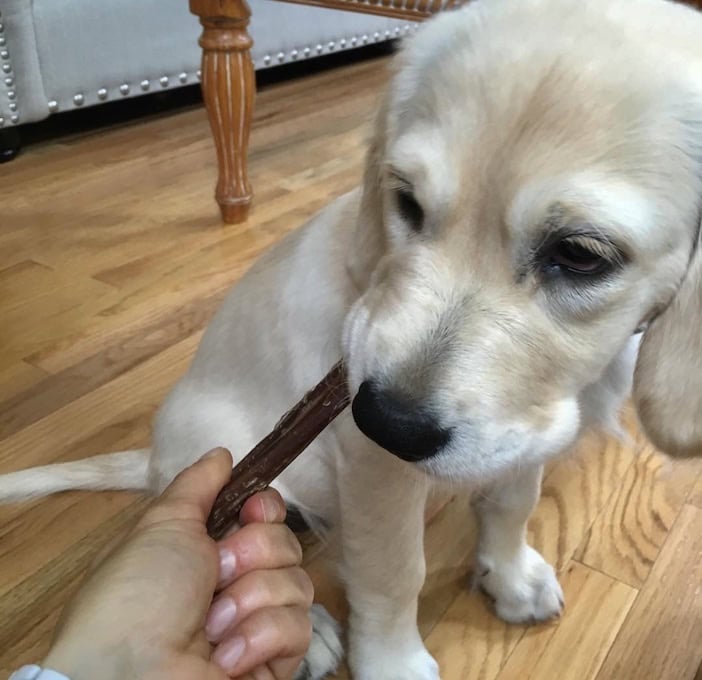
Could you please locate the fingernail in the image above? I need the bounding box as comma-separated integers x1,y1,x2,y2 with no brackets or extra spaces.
205,596,237,641
219,548,236,583
262,495,282,523
202,447,228,460
212,635,246,672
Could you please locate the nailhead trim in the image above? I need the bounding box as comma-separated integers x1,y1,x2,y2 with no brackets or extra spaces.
0,11,17,126
53,71,203,112
252,26,417,70
35,24,421,119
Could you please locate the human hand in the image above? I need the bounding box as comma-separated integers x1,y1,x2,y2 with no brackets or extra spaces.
43,448,313,680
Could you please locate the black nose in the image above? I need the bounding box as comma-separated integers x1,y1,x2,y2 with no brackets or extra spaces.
351,381,451,462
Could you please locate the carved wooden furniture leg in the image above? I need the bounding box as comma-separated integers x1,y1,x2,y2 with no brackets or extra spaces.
190,0,255,223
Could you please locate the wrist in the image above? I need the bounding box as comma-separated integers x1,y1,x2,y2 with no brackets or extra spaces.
10,667,72,680
43,639,128,680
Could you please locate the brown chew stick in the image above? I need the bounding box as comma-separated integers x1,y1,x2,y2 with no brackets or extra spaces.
206,361,350,540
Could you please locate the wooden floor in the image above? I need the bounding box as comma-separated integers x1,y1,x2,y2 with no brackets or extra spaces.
1,52,701,680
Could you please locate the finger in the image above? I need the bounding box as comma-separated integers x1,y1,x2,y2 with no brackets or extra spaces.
141,448,233,527
216,524,303,589
234,657,305,680
211,606,312,677
261,656,306,680
206,567,314,643
239,489,287,525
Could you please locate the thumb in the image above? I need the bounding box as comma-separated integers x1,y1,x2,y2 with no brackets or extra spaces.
147,448,234,525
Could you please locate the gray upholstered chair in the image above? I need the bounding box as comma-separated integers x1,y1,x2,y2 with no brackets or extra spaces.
0,0,409,162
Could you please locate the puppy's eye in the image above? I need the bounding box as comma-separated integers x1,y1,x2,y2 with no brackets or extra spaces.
541,236,618,277
395,187,424,232
549,240,606,273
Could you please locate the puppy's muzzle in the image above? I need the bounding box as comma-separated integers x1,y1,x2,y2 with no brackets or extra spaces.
351,381,452,462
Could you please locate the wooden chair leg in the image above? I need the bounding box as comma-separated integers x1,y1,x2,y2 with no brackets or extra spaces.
190,0,255,223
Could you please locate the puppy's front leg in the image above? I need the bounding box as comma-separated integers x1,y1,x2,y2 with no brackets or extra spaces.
338,447,439,680
474,465,563,623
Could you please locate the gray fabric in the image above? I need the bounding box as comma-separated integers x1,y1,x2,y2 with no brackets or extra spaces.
1,0,411,127
0,0,48,128
249,1,411,63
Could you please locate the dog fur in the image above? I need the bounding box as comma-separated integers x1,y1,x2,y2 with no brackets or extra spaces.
3,0,702,677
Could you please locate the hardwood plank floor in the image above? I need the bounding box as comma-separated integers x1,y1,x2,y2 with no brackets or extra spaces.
1,52,701,679
595,505,702,680
496,562,637,680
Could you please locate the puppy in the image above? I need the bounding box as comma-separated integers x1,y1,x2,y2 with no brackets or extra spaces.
3,0,702,677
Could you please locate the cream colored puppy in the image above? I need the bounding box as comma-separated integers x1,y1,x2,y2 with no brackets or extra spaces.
3,0,702,678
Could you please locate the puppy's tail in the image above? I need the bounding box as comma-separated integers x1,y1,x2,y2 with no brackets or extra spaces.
0,449,151,504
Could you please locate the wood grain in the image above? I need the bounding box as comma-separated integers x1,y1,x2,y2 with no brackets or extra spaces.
528,430,634,573
496,561,637,680
0,361,48,403
690,471,702,508
190,0,256,223
0,332,202,473
424,585,524,680
574,438,700,588
0,294,224,440
595,504,702,680
2,49,701,679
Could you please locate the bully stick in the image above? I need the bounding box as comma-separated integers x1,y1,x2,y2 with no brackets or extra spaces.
206,361,350,540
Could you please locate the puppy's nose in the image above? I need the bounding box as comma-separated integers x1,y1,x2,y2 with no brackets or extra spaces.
351,381,451,462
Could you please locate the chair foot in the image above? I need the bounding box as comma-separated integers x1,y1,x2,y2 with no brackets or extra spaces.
0,126,21,163
219,198,251,224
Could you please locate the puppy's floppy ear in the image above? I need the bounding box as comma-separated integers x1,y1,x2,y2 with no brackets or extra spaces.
633,224,702,457
346,93,390,291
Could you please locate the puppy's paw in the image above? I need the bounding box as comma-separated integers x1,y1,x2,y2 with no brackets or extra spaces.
349,633,440,680
475,545,564,624
294,604,344,680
